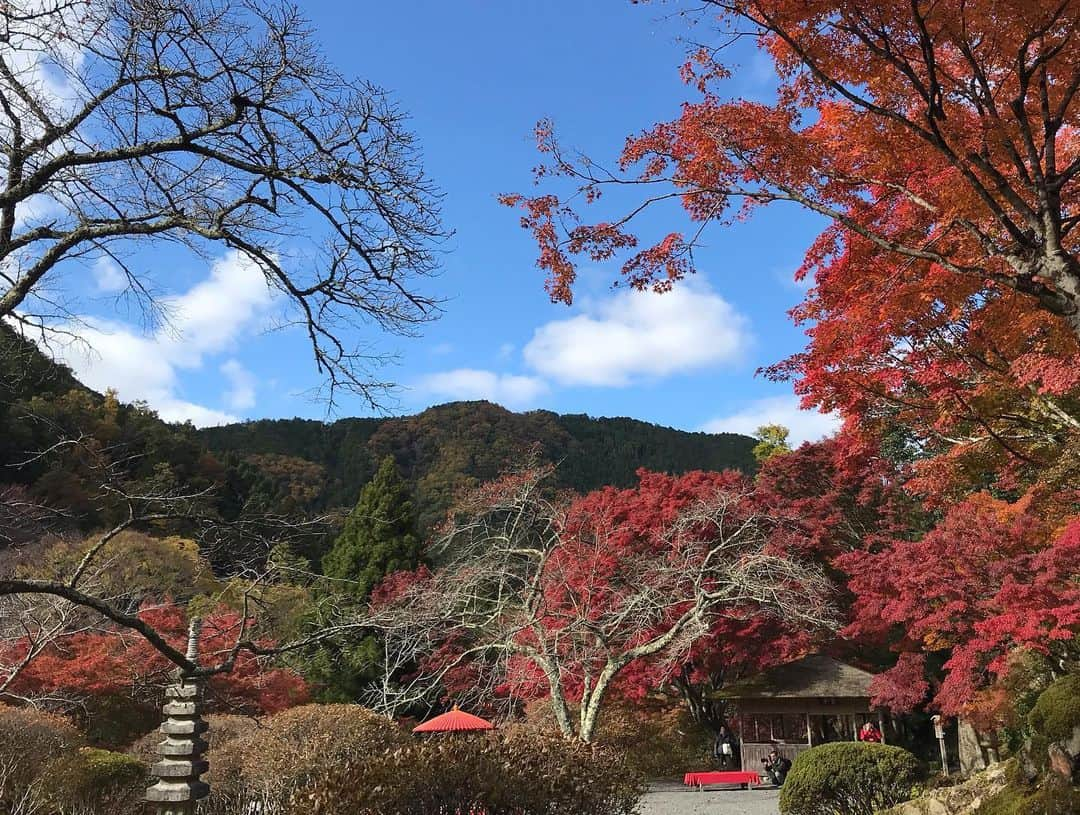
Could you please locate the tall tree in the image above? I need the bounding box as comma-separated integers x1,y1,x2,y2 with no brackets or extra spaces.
311,456,421,702
366,467,836,742
322,456,421,600
0,0,444,402
502,0,1080,492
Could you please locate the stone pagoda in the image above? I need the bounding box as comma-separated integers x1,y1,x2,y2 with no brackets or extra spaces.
146,618,210,815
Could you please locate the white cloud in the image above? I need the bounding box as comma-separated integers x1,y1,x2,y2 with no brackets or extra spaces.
430,342,454,355
701,395,841,445
52,250,272,426
497,343,515,360
523,282,751,387
156,251,273,367
92,256,127,292
156,400,239,427
221,359,257,410
416,368,548,409
14,194,66,230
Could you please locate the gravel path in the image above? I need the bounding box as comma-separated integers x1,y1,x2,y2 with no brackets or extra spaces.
638,781,780,815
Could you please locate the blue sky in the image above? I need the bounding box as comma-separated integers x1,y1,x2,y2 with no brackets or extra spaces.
52,1,838,443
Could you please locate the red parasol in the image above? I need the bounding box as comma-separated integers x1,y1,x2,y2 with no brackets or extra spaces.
412,705,495,734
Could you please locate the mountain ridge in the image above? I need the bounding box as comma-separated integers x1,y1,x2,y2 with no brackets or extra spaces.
196,399,757,531
2,326,757,542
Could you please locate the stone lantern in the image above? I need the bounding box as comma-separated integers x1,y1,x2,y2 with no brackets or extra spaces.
146,618,210,815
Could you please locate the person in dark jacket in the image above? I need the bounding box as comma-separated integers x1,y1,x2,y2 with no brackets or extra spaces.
713,724,736,769
762,747,792,786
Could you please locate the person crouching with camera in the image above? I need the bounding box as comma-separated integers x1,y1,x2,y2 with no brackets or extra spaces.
761,747,792,786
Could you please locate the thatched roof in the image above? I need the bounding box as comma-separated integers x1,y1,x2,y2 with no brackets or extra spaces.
719,654,875,700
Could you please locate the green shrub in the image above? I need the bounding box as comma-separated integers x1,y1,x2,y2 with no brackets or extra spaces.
44,747,147,814
295,729,646,815
0,705,83,811
779,741,924,815
1027,674,1080,744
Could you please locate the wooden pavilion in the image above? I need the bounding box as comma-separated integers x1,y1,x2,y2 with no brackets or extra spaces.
719,654,885,772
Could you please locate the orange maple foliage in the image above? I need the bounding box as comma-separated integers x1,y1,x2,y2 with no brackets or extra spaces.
3,603,308,715
506,1,1080,330
506,0,1080,496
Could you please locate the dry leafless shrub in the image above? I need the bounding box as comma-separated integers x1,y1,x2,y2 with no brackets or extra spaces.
0,705,83,815
294,728,645,815
202,704,408,815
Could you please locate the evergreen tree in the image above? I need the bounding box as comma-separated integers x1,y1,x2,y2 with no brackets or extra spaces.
309,457,420,702
321,455,420,599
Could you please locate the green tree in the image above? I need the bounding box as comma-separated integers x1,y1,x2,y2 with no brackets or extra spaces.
752,425,792,463
321,456,421,599
311,457,421,702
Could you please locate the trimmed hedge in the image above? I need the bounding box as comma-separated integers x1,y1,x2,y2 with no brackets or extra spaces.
130,711,255,764
0,707,147,814
519,699,711,779
195,703,644,815
203,704,410,814
296,729,646,815
779,741,924,815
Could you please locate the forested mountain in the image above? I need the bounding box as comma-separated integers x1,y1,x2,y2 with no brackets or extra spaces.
197,401,757,531
2,325,756,559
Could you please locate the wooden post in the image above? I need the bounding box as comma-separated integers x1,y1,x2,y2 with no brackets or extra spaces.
878,710,887,745
737,710,745,772
805,713,813,747
932,715,948,776
146,619,209,815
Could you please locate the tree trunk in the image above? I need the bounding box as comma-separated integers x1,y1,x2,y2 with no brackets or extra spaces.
578,660,625,743
672,663,730,738
1057,264,1080,342
538,660,575,739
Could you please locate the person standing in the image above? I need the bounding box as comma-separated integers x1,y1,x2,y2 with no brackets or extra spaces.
713,725,737,769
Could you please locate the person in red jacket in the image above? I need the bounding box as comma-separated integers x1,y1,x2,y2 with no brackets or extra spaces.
859,721,883,743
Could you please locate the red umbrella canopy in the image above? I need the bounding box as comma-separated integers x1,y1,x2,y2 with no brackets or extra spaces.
412,705,495,733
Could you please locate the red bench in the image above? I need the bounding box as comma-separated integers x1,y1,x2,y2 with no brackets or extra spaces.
683,770,763,790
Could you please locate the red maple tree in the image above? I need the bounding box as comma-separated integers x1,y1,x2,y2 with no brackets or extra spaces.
3,603,309,715
504,0,1080,337
839,493,1080,725
504,0,1080,504
505,0,1080,723
368,468,836,741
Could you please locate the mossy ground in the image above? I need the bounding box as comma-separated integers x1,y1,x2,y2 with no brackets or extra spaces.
1027,674,1080,744
979,776,1080,815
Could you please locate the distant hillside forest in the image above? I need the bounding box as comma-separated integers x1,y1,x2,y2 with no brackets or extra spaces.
197,404,757,532
1,326,756,565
